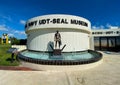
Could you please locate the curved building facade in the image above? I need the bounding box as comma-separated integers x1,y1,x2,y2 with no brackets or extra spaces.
25,14,92,52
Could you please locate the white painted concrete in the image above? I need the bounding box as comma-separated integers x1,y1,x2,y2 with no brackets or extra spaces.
27,29,90,52
25,14,91,52
20,58,103,72
25,14,91,33
12,45,26,51
92,28,120,37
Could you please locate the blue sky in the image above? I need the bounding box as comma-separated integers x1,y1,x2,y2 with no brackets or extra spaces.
0,0,120,39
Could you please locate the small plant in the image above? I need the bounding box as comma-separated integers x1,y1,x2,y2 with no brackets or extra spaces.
0,44,20,66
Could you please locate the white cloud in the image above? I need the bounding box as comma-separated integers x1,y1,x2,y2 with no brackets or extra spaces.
19,31,26,35
20,20,26,25
0,23,26,38
92,23,119,29
0,24,8,31
0,15,12,22
92,25,105,29
92,26,97,29
100,25,104,29
106,23,118,29
14,30,26,35
14,30,19,33
8,33,14,37
106,23,111,28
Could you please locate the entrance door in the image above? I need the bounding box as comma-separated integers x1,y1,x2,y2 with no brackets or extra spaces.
100,37,107,51
108,37,116,51
100,37,117,51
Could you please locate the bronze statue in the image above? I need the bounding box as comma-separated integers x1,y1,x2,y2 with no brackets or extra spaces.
54,30,61,49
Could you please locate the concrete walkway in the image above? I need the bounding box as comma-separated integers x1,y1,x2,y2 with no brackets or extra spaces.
0,52,120,85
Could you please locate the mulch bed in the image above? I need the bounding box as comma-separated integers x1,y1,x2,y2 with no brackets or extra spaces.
0,66,35,71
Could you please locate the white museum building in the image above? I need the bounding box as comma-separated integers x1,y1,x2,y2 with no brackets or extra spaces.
25,14,93,52
92,27,120,52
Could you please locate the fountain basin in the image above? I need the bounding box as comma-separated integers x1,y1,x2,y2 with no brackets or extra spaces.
18,50,102,65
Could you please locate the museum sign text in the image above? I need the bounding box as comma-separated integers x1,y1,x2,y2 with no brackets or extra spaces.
25,18,88,28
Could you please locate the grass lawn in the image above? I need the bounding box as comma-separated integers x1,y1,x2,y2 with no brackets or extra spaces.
0,44,20,66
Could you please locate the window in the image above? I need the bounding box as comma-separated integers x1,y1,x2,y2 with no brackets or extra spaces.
116,31,119,34
92,32,94,34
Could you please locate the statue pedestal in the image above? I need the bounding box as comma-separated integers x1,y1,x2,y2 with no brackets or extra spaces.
50,49,63,59
53,49,61,55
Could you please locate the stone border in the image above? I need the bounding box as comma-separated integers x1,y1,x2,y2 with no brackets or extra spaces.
18,50,103,71
20,58,103,71
18,50,102,65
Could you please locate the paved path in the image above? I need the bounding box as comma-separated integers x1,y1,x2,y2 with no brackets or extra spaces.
0,66,34,71
0,52,120,85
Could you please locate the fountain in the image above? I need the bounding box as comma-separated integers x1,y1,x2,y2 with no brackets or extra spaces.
18,14,102,71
